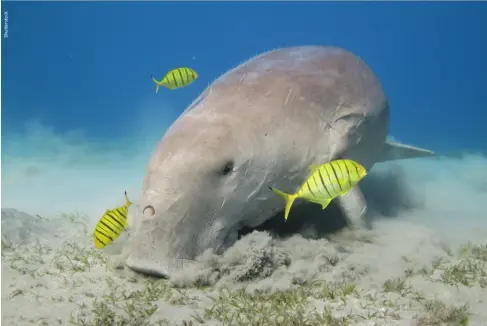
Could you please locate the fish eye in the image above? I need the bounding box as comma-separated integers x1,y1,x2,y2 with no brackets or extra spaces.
143,205,155,217
220,160,235,176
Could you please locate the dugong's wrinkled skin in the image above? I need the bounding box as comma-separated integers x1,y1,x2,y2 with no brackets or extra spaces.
126,46,434,277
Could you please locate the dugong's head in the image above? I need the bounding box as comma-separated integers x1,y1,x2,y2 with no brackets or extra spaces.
125,97,285,276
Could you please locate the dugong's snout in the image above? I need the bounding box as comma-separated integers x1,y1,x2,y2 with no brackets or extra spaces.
125,221,235,277
125,195,239,278
126,224,239,278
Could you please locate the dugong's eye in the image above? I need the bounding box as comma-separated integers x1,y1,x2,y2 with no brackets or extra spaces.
143,205,155,217
220,160,235,176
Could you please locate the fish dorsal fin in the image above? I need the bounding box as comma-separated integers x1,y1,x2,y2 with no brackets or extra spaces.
165,67,182,78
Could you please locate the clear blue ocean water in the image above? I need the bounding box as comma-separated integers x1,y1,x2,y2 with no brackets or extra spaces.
2,4,487,325
2,1,486,221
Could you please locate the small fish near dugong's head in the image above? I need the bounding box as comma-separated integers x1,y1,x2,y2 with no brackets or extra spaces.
126,46,435,277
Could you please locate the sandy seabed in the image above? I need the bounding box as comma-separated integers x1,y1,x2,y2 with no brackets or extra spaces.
2,156,487,326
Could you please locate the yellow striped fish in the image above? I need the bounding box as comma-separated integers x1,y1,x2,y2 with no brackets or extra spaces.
151,67,198,93
269,159,367,221
93,191,132,249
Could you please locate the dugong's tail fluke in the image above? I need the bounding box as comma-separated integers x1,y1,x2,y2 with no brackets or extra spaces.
378,139,436,163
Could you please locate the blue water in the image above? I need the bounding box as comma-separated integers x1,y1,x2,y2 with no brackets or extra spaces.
1,1,486,218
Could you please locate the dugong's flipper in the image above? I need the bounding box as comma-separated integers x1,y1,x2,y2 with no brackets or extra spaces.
337,187,368,229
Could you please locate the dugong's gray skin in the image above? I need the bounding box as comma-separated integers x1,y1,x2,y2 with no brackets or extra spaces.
126,46,434,277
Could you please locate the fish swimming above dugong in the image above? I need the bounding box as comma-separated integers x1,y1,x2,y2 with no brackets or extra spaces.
126,46,435,277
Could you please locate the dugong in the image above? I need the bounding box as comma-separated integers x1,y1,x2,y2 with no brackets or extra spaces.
127,46,434,277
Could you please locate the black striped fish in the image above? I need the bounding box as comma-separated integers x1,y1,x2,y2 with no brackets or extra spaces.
93,191,132,249
269,159,367,221
151,67,198,93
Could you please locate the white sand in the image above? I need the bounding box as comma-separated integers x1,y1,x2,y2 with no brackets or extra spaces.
2,155,487,326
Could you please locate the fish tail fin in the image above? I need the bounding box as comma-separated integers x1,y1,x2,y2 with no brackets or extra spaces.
151,75,162,94
124,191,132,206
269,187,296,221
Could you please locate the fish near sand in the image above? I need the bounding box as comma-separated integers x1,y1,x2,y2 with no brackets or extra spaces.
269,159,367,221
151,67,198,93
126,46,435,278
93,192,132,249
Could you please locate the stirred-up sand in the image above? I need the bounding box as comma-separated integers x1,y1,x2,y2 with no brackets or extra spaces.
2,154,487,326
